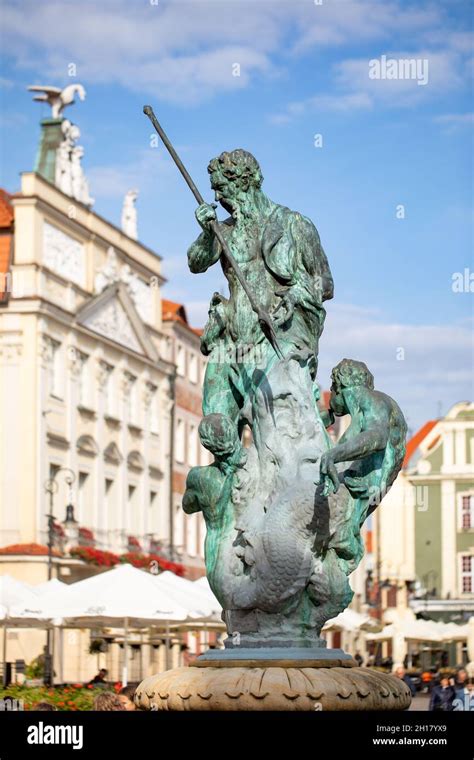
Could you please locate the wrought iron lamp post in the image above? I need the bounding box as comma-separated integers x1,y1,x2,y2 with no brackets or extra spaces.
43,468,78,685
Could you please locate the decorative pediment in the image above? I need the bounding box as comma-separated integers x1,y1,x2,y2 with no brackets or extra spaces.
77,435,99,457
83,297,141,352
75,282,158,361
149,465,164,481
46,431,70,450
127,450,145,471
104,442,123,465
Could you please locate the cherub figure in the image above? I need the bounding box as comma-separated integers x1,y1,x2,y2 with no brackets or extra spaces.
319,358,406,504
183,413,246,583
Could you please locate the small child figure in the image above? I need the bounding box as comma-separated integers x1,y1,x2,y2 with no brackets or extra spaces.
320,358,407,506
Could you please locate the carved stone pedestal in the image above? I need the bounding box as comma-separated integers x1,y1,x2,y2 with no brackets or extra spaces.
135,658,412,712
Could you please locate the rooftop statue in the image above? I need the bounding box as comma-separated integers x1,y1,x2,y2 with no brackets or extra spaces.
121,189,139,240
28,83,93,207
27,84,86,120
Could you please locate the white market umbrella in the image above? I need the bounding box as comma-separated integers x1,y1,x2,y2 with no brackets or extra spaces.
10,565,189,686
0,575,39,611
0,575,41,685
11,564,188,626
365,618,469,645
324,608,378,632
34,578,65,595
154,571,221,620
193,576,220,608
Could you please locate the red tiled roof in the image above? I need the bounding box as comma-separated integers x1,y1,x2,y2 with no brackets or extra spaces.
162,298,203,336
321,390,331,408
0,235,12,301
162,298,188,324
0,189,13,228
0,543,62,557
403,420,438,468
0,188,13,303
427,434,441,451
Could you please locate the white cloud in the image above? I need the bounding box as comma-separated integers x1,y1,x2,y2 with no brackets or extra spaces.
318,304,473,431
87,147,175,198
1,0,461,108
272,46,468,121
270,91,371,122
434,112,474,134
151,291,474,431
335,50,464,103
292,0,441,53
2,0,286,104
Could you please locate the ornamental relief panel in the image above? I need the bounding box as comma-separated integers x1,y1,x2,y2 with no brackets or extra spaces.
43,221,86,288
83,299,142,354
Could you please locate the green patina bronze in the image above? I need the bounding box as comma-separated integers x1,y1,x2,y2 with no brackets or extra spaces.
142,108,407,650
180,148,407,648
34,118,64,184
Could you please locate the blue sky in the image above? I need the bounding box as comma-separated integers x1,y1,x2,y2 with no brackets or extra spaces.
0,0,472,432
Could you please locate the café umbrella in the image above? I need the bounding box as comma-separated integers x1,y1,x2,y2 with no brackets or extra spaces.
9,565,189,686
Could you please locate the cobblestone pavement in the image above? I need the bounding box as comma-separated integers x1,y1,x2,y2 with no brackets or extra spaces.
409,693,430,711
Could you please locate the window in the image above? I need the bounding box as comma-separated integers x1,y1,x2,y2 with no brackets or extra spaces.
77,352,90,407
104,478,114,539
176,345,185,377
150,385,159,434
127,374,138,424
188,424,198,466
49,340,62,398
461,555,474,593
189,353,198,384
149,491,157,509
49,463,60,480
461,494,474,530
175,419,185,464
186,512,197,557
128,484,137,535
78,471,89,523
103,363,116,417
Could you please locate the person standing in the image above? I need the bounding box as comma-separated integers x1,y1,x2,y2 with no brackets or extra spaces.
393,664,416,697
429,675,456,711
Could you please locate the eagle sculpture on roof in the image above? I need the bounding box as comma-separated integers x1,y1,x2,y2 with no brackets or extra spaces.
27,83,86,119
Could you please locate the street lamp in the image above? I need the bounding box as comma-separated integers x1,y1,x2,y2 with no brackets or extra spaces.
63,503,79,554
44,467,77,581
43,467,77,685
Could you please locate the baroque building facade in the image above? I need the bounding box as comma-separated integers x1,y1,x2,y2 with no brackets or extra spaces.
161,300,208,577
374,401,474,624
0,122,206,583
